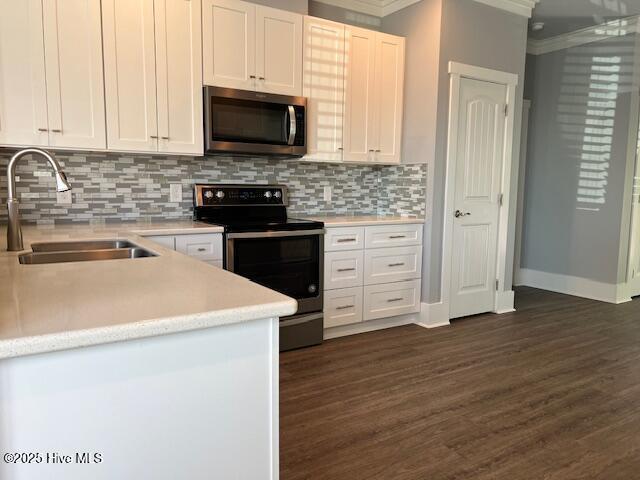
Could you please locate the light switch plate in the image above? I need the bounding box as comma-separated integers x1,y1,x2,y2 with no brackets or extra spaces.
169,183,182,203
56,190,72,205
323,186,332,203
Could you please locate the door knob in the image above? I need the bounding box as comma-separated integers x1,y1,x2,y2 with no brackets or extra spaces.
454,210,471,218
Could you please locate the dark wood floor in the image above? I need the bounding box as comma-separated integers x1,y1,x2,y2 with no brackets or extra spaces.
280,287,640,480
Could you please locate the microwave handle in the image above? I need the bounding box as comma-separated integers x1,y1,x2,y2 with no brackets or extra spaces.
287,105,297,146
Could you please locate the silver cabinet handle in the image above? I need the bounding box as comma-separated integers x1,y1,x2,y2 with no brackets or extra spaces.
337,267,356,272
337,147,343,151
51,129,62,133
387,297,404,303
336,305,354,310
389,235,406,239
161,136,170,140
337,238,356,243
150,135,158,139
375,149,381,152
197,247,207,252
37,128,48,132
388,262,405,267
454,210,471,218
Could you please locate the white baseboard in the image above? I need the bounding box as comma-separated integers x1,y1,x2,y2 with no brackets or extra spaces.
495,290,516,314
518,268,632,304
415,302,451,328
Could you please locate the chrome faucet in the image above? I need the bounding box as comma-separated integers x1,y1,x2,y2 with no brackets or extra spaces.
5,148,72,251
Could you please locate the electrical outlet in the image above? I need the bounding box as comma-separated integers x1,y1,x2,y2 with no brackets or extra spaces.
169,183,182,203
56,190,72,205
323,185,332,203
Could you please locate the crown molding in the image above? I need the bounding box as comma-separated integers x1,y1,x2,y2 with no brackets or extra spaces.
527,15,640,56
312,0,421,18
470,0,540,18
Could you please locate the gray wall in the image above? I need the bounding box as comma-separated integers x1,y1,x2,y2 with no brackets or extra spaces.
248,0,308,14
521,33,639,285
309,1,381,29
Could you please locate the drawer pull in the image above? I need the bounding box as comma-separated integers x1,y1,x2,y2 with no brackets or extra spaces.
337,238,356,243
197,247,207,252
336,305,355,310
388,262,405,267
337,267,356,272
387,297,404,303
389,235,406,239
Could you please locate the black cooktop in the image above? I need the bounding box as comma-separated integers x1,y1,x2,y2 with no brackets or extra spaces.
198,216,324,233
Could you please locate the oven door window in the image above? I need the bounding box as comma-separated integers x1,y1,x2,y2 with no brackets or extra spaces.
210,97,289,145
230,235,320,300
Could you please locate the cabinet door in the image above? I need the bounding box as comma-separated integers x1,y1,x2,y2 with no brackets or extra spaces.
343,26,376,163
42,0,106,150
155,0,203,155
102,0,158,152
373,33,404,164
303,17,345,162
255,5,302,96
0,0,48,147
203,0,256,90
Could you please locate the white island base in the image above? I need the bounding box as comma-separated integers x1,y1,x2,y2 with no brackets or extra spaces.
0,317,279,480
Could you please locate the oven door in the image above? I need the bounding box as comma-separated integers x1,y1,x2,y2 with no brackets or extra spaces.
226,230,324,314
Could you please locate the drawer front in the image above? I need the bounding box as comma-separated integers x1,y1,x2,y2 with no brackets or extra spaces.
325,250,364,290
325,227,365,252
364,245,422,285
365,224,423,249
175,234,223,261
363,280,421,321
325,287,364,328
146,235,176,250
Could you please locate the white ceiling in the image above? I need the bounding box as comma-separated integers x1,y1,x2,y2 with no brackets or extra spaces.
530,0,640,39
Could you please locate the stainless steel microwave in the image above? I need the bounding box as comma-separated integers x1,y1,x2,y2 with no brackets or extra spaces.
204,86,307,157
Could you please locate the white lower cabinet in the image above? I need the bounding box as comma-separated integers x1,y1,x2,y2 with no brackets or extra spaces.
324,287,363,328
144,233,223,266
323,224,422,331
363,280,420,321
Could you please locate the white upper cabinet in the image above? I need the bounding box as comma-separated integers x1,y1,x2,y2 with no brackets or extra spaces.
154,0,203,154
342,28,404,164
103,0,203,155
343,26,377,163
203,0,302,96
203,0,256,91
373,33,404,164
303,17,345,163
256,6,302,96
42,0,106,150
102,0,158,152
0,0,105,150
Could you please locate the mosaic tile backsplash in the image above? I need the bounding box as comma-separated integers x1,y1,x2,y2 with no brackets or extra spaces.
0,151,426,224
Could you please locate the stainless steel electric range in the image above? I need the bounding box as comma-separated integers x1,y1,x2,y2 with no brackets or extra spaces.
194,184,324,351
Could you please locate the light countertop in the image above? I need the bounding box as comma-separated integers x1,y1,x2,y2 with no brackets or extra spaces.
0,221,296,360
307,215,425,227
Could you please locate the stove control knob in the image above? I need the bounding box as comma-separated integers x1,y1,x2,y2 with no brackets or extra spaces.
215,190,225,200
204,190,214,199
264,191,273,199
274,190,282,199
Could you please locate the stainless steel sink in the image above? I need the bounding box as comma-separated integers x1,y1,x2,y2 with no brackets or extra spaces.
30,239,137,252
19,247,157,265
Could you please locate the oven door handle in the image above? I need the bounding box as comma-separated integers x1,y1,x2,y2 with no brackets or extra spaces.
287,105,296,146
227,229,325,239
280,312,323,328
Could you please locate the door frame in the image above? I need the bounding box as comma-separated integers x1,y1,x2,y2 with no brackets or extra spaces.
513,99,532,286
441,61,519,319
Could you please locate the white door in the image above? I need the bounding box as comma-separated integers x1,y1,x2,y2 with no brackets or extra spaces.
155,0,203,155
449,78,507,319
102,0,158,152
42,0,106,150
303,17,345,162
255,5,302,96
203,0,256,90
373,33,404,164
0,0,49,147
343,26,376,163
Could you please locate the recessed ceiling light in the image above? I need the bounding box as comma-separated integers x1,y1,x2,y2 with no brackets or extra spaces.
531,22,545,32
